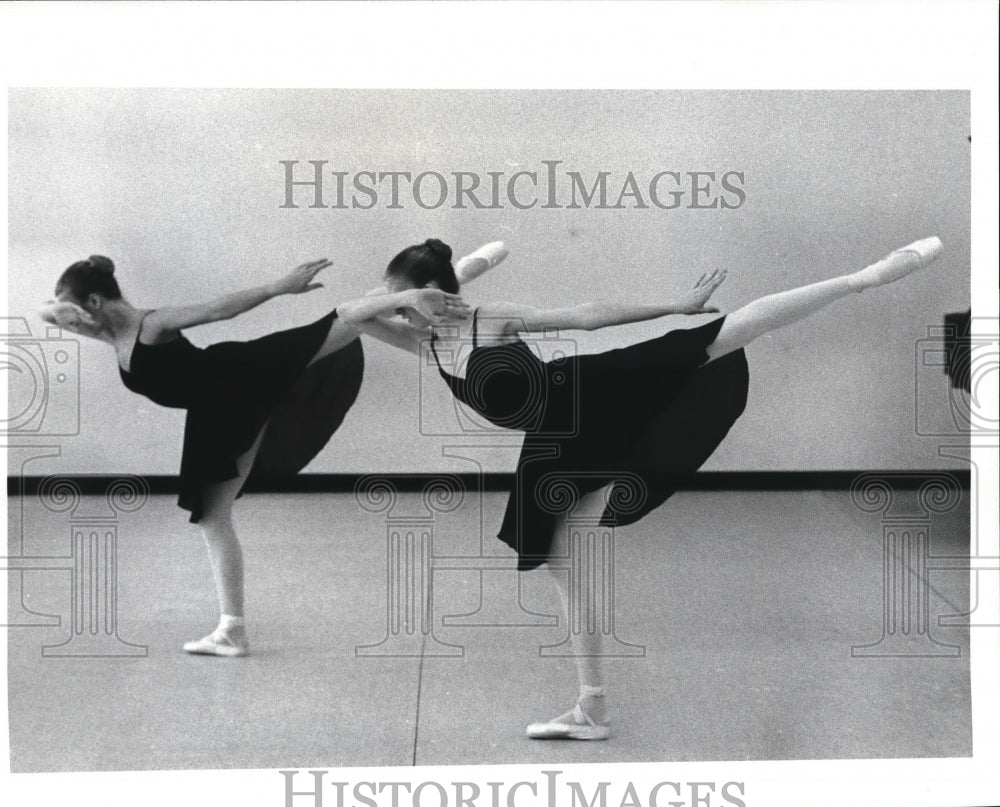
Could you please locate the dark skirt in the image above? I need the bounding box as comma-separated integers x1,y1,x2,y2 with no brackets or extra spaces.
496,316,749,570
177,310,364,522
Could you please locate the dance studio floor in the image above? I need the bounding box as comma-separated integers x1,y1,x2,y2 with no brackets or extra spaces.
7,488,971,771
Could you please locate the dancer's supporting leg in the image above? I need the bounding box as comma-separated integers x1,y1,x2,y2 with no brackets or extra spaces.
706,237,943,361
182,428,266,657
527,488,611,740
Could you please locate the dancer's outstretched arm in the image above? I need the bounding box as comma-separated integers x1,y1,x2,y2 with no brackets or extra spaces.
497,269,726,335
344,270,725,355
349,318,429,355
144,258,334,337
339,288,470,355
40,258,336,341
350,242,506,351
339,287,469,325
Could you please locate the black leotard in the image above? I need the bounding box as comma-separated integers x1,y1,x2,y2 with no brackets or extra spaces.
120,309,363,522
432,310,749,570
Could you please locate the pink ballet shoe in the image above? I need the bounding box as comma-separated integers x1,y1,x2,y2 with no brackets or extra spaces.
182,631,249,658
848,236,944,291
526,702,610,741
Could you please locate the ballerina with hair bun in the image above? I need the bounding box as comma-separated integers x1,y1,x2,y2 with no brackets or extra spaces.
39,243,503,657
340,234,943,739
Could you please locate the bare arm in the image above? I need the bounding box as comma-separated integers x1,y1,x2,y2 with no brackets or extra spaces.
351,318,430,356
337,288,469,325
495,270,727,335
144,258,332,337
340,287,474,356
331,241,505,355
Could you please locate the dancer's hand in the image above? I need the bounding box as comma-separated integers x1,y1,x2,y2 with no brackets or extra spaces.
675,269,726,314
38,300,100,335
411,289,471,323
272,259,333,295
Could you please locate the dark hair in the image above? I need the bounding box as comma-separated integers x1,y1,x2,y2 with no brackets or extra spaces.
385,238,459,294
55,255,122,303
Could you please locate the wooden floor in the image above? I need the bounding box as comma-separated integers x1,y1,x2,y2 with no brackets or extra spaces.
6,489,971,772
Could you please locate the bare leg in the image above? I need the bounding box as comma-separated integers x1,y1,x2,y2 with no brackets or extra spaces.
182,428,266,657
706,237,943,361
527,488,611,740
706,276,853,360
548,504,606,709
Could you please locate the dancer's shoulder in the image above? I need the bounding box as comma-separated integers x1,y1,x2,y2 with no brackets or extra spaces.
474,302,525,337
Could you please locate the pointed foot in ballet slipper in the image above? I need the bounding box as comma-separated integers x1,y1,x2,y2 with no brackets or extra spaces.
526,704,610,741
182,632,249,658
454,242,509,283
849,236,944,292
899,236,944,263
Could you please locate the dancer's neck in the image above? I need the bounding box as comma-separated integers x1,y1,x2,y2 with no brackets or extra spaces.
99,300,142,341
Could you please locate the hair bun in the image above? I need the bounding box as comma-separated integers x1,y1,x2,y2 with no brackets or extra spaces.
423,239,453,263
87,255,116,276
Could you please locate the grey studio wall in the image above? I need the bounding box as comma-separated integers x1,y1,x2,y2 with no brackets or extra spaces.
7,89,970,476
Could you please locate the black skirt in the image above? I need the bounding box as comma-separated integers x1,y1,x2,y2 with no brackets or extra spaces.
173,311,364,522
495,316,749,570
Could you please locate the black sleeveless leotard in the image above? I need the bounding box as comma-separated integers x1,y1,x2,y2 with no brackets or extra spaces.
119,309,363,522
432,310,749,571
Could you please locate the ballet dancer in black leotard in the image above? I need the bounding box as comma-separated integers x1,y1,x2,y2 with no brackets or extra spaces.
339,235,944,739
39,244,504,657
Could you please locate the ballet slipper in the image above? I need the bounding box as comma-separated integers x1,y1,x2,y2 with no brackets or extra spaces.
848,236,943,292
454,241,509,283
526,701,610,740
182,630,249,658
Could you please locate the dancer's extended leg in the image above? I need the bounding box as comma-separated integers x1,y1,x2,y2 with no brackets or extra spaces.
706,237,942,360
182,428,266,658
527,489,611,741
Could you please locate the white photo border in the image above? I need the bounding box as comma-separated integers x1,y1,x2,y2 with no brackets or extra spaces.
2,2,998,807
